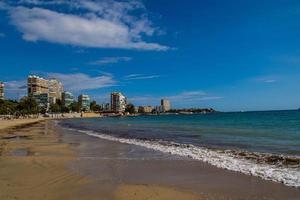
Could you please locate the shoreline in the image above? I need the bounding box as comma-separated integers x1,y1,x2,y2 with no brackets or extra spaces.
0,118,46,130
1,120,300,199
59,121,300,199
0,120,205,200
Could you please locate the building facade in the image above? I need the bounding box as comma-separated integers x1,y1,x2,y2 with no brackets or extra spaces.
48,78,63,104
100,103,110,111
27,75,49,96
0,82,4,100
78,94,90,111
28,75,50,109
111,92,127,113
138,106,154,113
62,91,74,107
161,99,171,112
33,93,49,109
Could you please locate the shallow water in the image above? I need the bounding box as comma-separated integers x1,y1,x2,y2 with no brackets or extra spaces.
61,110,300,187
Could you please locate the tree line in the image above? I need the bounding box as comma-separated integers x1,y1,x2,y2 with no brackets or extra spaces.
0,98,104,116
0,97,138,116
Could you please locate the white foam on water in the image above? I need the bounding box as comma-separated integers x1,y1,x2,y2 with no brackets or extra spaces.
66,127,300,187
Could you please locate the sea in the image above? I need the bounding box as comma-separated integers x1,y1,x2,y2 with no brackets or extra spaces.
60,110,300,187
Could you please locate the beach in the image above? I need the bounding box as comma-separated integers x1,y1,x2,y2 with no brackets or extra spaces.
0,119,300,200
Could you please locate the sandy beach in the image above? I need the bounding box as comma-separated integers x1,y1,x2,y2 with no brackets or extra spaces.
0,118,45,130
0,120,300,200
0,120,203,200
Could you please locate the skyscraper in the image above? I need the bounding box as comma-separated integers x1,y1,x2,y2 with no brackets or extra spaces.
48,78,63,104
161,99,171,112
111,92,127,113
27,75,49,96
27,75,50,108
62,91,74,107
0,82,4,100
78,94,90,111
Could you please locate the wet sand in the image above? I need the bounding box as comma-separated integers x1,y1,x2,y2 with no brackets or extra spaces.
1,120,300,199
0,118,44,130
0,120,204,200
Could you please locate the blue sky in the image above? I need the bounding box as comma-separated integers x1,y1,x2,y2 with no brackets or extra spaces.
1,0,300,111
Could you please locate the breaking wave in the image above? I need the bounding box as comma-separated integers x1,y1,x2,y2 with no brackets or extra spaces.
65,127,300,187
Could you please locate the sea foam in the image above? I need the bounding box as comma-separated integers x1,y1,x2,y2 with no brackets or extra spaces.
65,127,300,187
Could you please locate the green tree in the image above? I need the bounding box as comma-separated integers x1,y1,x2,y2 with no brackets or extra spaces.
125,103,136,114
70,101,80,112
90,101,97,111
0,99,18,115
49,103,61,113
17,97,39,115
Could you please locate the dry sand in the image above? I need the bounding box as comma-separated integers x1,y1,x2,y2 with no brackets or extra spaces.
0,120,204,200
0,118,44,130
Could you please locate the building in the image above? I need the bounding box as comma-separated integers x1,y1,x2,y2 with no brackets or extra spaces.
134,106,139,113
155,105,164,113
138,106,154,113
78,94,90,111
48,78,63,104
33,93,49,109
27,75,49,96
111,92,127,113
0,82,4,100
27,75,50,109
100,103,110,111
62,91,74,107
161,99,171,112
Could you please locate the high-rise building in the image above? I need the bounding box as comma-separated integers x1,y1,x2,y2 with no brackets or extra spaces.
28,75,50,109
33,93,50,109
155,105,164,113
161,99,171,112
100,103,110,111
27,75,49,96
78,94,90,111
62,91,74,107
0,82,4,100
48,78,63,104
111,92,127,113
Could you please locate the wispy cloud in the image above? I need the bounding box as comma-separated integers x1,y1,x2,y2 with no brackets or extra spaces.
2,0,169,51
3,80,27,99
253,75,278,84
129,91,222,106
272,55,300,65
166,91,222,102
124,74,160,80
47,72,117,91
0,33,5,37
263,79,276,83
90,56,132,65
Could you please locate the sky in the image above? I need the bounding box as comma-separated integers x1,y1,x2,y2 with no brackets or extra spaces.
1,0,300,112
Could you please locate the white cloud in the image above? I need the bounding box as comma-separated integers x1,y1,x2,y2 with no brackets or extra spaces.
263,79,276,83
253,76,278,84
166,91,222,102
129,91,222,106
47,72,116,91
3,80,27,99
5,0,169,50
124,74,160,80
90,56,132,65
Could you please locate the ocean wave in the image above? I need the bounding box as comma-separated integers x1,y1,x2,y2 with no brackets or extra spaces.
64,127,300,187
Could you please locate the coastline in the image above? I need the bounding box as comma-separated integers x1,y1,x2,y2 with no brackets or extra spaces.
0,120,204,200
0,118,46,130
1,119,300,200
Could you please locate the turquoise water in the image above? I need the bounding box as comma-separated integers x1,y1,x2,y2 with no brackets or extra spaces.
61,110,300,187
62,110,300,156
